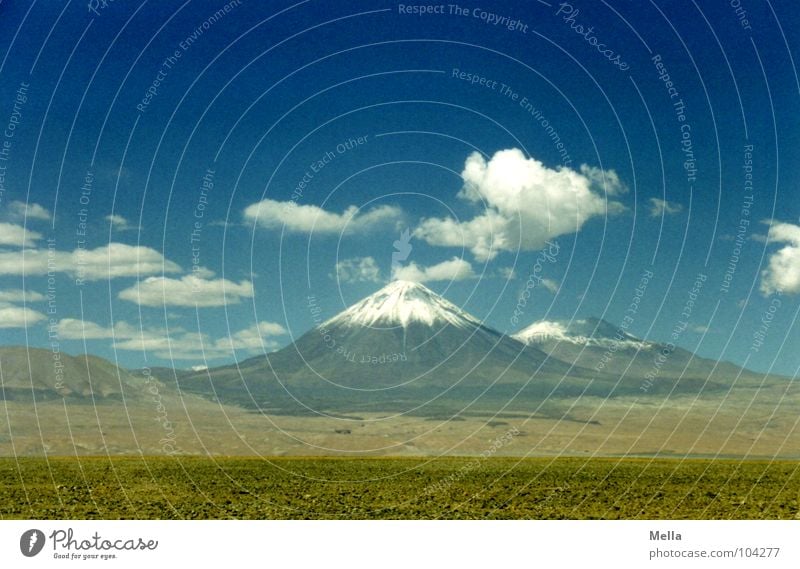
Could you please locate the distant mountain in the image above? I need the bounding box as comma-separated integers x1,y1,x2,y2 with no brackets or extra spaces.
180,281,601,413
131,366,195,383
0,346,156,401
514,318,650,350
181,286,783,414
513,317,767,391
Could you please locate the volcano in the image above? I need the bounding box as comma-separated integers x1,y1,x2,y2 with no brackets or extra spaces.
181,281,594,413
179,285,776,414
513,317,767,392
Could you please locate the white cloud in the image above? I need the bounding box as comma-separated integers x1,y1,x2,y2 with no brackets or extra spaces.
105,214,137,230
648,198,683,217
56,318,287,360
579,165,628,196
0,289,45,302
118,275,254,307
223,321,288,351
415,210,509,262
414,149,623,261
333,256,381,283
192,266,216,279
55,318,136,340
540,278,560,294
244,199,402,235
7,201,51,221
0,306,47,328
760,221,800,295
392,257,474,283
77,244,181,280
0,222,41,247
0,243,181,280
499,267,517,280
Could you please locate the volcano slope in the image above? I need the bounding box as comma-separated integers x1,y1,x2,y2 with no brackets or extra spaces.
179,281,779,416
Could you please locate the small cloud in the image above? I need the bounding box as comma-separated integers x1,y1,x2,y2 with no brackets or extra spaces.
7,201,51,221
691,325,709,334
192,266,216,279
392,257,474,283
105,214,138,231
0,289,45,303
56,318,287,360
244,199,403,235
648,198,683,217
118,275,254,307
580,164,628,196
0,243,181,279
0,306,46,328
498,267,517,280
540,278,560,294
224,321,288,351
0,222,41,247
55,318,124,339
333,257,381,283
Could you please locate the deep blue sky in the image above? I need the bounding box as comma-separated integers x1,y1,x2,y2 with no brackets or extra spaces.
0,0,798,375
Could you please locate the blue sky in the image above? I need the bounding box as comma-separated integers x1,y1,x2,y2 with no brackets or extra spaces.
0,0,798,375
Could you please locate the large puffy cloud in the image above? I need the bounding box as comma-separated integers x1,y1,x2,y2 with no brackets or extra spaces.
244,199,402,234
760,221,800,295
0,306,47,328
56,318,287,360
0,243,181,279
118,275,254,307
392,257,475,283
333,257,381,283
0,222,41,247
414,149,624,260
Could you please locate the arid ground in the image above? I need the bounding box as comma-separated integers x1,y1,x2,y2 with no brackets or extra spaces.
1,456,798,519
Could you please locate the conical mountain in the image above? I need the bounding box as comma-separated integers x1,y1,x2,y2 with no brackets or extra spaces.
182,281,590,413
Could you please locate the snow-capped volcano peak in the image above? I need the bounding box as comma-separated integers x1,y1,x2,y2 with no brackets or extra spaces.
514,318,651,349
326,280,484,329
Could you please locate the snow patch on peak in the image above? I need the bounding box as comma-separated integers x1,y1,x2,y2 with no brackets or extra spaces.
326,280,484,329
515,321,569,342
514,319,651,350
